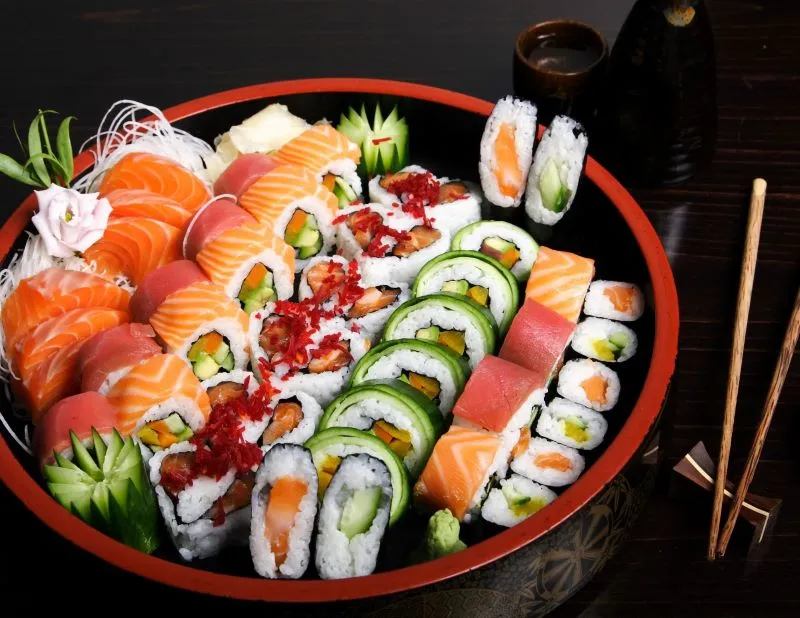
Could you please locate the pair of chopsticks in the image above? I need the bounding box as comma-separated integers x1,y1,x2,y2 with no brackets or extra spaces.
707,178,800,560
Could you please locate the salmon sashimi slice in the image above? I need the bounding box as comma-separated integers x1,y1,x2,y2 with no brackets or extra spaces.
83,217,183,285
525,247,595,323
494,123,522,197
581,375,608,405
1,268,130,355
106,353,210,435
148,281,249,352
238,164,338,227
264,476,308,566
274,123,360,177
98,152,211,213
261,401,303,444
413,425,502,521
104,188,193,229
195,222,295,295
15,308,129,422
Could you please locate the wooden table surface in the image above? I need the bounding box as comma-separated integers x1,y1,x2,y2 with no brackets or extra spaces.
1,1,798,615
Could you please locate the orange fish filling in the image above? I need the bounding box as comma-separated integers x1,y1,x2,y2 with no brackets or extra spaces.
581,375,608,405
261,402,303,445
322,173,337,191
511,426,531,458
264,476,308,567
494,123,522,197
603,286,635,313
534,452,572,472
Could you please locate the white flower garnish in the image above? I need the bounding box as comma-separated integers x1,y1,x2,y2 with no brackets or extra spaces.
31,185,111,258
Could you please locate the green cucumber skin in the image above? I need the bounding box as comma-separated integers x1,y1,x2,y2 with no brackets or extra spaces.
305,427,410,525
450,221,539,283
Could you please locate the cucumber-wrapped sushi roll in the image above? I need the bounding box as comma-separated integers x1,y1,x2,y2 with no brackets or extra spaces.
250,444,318,579
150,442,255,560
481,473,556,527
368,165,481,236
479,96,538,209
382,293,498,370
305,427,410,525
412,250,519,334
320,379,443,477
536,397,608,450
274,122,363,208
583,281,645,322
556,359,620,412
258,391,324,450
451,220,539,282
348,339,469,418
335,204,449,285
571,317,638,362
510,436,585,487
525,115,588,226
315,454,392,579
238,165,340,270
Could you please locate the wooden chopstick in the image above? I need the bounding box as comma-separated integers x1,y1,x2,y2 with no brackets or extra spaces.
707,178,767,561
716,285,800,556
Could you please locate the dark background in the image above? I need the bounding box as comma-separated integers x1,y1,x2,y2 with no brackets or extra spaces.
1,0,798,616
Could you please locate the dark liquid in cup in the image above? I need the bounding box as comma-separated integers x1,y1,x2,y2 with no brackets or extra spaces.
527,35,600,73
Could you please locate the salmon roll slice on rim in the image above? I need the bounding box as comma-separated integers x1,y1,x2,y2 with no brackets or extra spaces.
250,444,319,579
481,473,557,528
106,353,211,452
556,358,620,413
238,165,339,271
104,189,193,228
99,152,212,213
258,390,324,451
525,246,595,324
79,323,162,394
195,221,296,314
149,280,250,382
315,454,392,579
510,436,585,487
583,280,645,322
478,96,538,209
274,122,362,208
451,220,539,282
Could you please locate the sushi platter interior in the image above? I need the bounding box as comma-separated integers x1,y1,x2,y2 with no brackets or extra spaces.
0,91,658,581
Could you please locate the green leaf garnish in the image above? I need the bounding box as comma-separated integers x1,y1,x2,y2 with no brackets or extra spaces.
0,153,39,186
27,111,50,187
56,116,75,183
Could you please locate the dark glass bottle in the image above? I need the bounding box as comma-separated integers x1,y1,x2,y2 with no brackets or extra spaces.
599,0,716,186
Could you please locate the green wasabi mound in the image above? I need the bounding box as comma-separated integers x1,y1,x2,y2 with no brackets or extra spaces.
411,508,467,563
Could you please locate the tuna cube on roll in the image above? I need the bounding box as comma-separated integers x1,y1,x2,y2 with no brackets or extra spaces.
481,474,557,527
556,359,620,412
525,247,594,324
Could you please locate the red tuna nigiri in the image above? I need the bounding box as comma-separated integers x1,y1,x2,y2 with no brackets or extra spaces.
34,392,119,466
79,323,162,393
129,260,208,323
453,355,547,433
499,299,575,379
213,153,281,199
182,198,255,261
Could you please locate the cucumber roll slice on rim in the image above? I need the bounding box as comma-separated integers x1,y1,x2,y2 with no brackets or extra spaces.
305,427,410,525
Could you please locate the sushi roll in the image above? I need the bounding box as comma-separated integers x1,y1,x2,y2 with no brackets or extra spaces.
315,454,393,579
348,338,469,418
238,165,340,271
319,379,443,477
305,427,410,524
525,115,588,226
414,425,507,522
525,247,595,323
274,122,363,208
150,441,255,560
382,293,498,370
451,220,539,282
556,359,620,413
412,250,519,335
368,165,481,236
335,204,450,285
583,281,645,322
202,369,264,441
79,324,162,395
194,221,296,314
106,353,210,451
129,260,208,323
182,197,257,260
212,153,283,199
258,391,324,450
298,254,353,303
536,397,608,450
571,317,638,363
481,474,556,527
510,436,585,487
250,444,318,579
499,299,575,381
478,96,538,209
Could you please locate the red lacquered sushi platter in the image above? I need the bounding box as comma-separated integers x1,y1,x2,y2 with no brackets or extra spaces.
0,79,678,614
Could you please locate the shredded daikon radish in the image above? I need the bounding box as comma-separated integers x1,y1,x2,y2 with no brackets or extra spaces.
73,100,213,193
0,381,31,456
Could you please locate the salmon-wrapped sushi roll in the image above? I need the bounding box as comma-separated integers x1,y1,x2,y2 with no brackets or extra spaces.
238,165,339,271
107,353,210,451
79,323,162,394
182,198,256,261
274,123,362,208
525,247,595,324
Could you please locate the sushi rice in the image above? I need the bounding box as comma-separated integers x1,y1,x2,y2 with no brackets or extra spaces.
202,369,262,442
481,473,556,527
451,220,539,282
571,317,638,363
583,280,645,322
556,359,620,413
510,436,585,487
536,397,608,450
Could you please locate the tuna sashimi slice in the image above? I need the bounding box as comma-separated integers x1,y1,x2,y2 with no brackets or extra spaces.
129,260,208,324
182,198,255,261
213,153,282,199
79,323,162,393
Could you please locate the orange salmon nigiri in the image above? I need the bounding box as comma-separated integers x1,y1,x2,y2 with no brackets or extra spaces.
525,247,595,323
1,269,130,355
413,425,502,521
99,152,211,213
104,189,193,229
